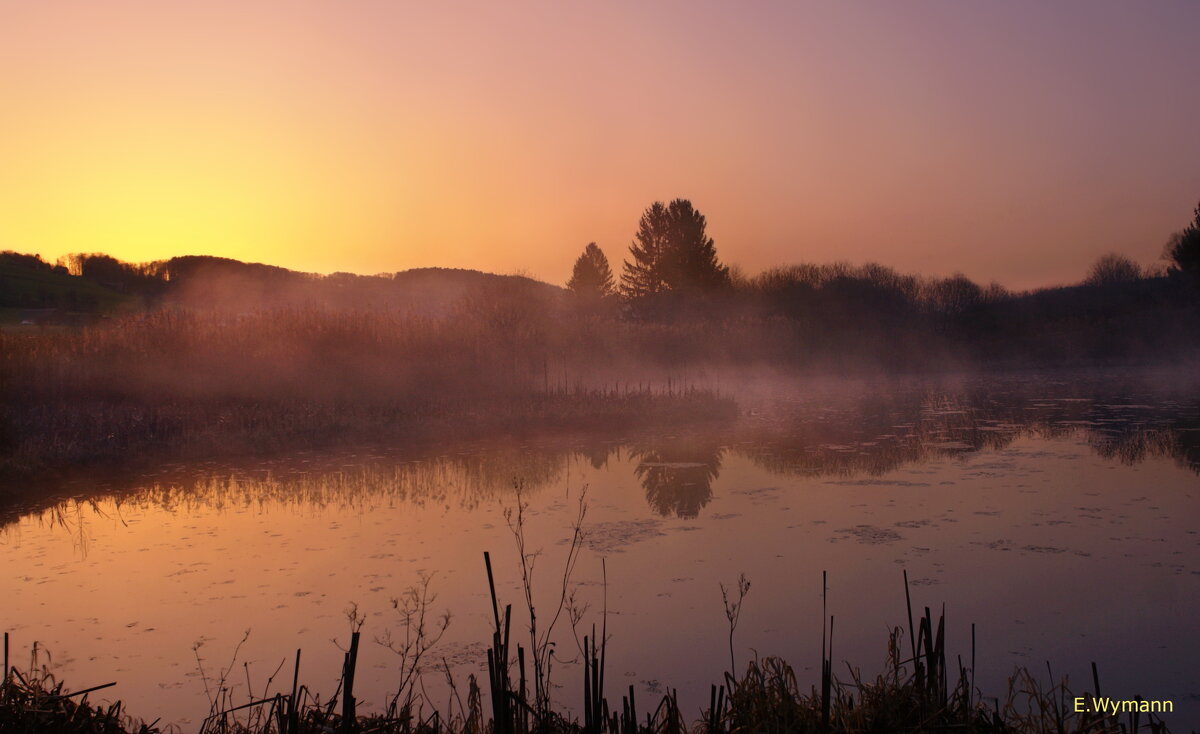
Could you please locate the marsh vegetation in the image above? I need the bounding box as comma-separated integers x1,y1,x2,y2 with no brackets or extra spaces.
3,373,1197,729
3,201,1198,731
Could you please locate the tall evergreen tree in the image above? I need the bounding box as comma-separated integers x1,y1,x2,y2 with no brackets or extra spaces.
1164,199,1200,277
566,242,615,298
621,201,671,298
620,199,730,300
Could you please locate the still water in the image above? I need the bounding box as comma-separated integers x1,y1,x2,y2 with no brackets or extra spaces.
3,373,1199,728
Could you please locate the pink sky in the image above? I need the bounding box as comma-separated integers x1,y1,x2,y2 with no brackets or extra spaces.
2,1,1197,290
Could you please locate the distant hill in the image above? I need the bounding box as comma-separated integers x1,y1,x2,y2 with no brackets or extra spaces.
0,251,564,317
154,256,563,313
0,252,132,321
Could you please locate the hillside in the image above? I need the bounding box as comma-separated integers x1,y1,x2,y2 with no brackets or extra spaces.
0,252,133,323
0,251,565,317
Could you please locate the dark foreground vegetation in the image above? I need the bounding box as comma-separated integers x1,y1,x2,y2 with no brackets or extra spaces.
1,568,1176,734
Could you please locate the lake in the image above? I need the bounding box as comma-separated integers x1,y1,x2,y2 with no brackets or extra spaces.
3,371,1198,728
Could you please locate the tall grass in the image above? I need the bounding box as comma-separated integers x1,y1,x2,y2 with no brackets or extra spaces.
2,568,1173,733
3,272,1197,491
0,305,739,483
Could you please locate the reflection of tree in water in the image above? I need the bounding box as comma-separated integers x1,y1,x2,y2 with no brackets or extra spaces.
630,439,724,519
578,441,617,470
9,377,1198,533
737,379,1200,479
1085,411,1200,475
4,444,573,528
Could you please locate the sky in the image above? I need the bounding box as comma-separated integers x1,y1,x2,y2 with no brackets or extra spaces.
2,1,1198,291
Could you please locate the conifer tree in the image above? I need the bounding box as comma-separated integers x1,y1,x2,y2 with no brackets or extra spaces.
1164,199,1200,277
620,199,729,300
566,242,615,299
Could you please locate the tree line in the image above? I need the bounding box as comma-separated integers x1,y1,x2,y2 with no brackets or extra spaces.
567,199,730,309
567,197,1200,310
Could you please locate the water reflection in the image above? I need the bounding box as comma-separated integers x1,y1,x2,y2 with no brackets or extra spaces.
578,441,618,470
4,375,1198,529
3,374,1199,728
630,439,723,519
737,385,1200,484
134,446,569,514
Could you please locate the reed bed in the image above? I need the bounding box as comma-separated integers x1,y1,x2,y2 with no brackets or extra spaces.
1,304,741,486
2,568,1178,734
0,635,158,734
4,284,1198,487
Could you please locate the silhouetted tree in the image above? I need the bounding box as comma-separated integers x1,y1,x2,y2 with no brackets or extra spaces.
620,199,730,301
923,273,984,316
1084,253,1142,286
566,242,615,299
64,253,164,296
1164,200,1200,277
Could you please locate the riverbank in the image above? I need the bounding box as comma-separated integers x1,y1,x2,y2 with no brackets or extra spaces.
0,388,736,508
2,592,1171,734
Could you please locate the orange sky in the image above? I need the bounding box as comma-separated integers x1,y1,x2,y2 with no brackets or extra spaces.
2,1,1198,290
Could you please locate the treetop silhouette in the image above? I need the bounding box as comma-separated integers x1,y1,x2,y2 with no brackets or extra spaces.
566,242,615,299
1164,199,1200,277
620,199,730,301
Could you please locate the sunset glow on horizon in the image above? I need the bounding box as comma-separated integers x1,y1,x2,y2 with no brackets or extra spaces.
2,0,1198,290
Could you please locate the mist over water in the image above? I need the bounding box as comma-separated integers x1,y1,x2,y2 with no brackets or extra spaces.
3,372,1197,728
4,8,1200,727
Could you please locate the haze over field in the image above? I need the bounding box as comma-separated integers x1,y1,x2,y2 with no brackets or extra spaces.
3,1,1199,288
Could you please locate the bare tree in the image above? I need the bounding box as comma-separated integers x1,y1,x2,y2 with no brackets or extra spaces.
1084,253,1142,286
